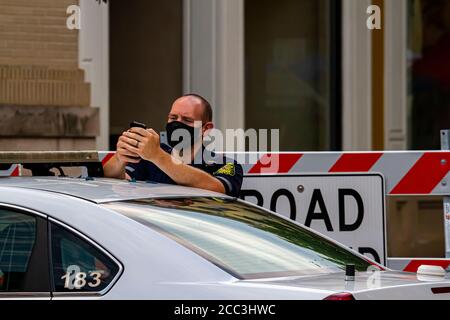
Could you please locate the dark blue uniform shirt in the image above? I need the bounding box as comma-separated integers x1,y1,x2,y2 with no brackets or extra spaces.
125,144,243,198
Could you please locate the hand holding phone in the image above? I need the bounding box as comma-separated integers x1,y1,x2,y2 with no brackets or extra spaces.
121,121,147,161
125,120,161,163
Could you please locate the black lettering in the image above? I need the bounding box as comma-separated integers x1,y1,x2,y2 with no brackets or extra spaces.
339,189,364,231
358,247,381,264
305,189,333,231
270,189,296,220
240,189,264,207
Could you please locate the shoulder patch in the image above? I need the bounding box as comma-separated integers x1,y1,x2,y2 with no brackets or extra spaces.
214,162,235,176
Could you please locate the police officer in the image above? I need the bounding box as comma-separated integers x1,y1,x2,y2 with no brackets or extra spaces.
104,94,243,197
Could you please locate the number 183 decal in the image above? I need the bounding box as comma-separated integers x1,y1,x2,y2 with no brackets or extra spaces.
61,265,105,290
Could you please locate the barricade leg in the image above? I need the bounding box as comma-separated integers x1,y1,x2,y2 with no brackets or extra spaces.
441,130,450,258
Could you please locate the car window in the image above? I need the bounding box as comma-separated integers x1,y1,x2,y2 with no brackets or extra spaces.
50,223,120,294
0,209,36,292
103,198,377,280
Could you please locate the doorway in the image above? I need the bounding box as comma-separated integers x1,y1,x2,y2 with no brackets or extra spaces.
109,0,183,150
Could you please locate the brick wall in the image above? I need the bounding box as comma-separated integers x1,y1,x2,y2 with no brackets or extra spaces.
0,0,98,150
0,0,79,68
0,65,90,106
0,0,89,106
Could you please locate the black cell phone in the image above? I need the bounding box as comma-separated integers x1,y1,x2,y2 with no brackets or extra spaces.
130,121,147,129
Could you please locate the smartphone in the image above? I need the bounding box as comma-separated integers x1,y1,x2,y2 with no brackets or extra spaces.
130,121,147,129
128,121,147,160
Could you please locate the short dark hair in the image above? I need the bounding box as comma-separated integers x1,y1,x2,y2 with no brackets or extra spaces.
182,93,213,122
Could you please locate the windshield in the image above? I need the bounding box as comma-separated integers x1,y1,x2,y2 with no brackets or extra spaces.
102,198,374,279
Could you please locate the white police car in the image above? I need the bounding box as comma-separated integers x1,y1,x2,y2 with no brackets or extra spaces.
0,153,449,300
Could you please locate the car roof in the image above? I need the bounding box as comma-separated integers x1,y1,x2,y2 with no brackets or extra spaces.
0,176,231,203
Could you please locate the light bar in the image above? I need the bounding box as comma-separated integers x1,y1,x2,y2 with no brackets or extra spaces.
0,151,100,164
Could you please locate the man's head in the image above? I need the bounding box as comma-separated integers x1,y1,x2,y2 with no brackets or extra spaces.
168,94,213,130
166,94,214,149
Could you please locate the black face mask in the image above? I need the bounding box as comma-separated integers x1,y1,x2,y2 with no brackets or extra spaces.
165,121,202,149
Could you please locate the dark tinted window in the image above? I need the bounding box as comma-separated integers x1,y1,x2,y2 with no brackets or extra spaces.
0,209,36,292
50,223,120,293
104,198,377,279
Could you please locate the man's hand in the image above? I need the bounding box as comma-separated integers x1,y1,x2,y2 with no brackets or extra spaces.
105,128,163,180
116,130,141,164
103,129,145,179
123,127,164,162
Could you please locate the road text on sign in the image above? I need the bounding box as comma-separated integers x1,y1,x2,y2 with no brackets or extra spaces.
241,174,386,265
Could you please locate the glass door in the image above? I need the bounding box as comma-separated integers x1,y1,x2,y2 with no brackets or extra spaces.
245,0,341,151
407,0,450,149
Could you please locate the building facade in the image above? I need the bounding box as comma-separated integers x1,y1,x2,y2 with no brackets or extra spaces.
1,0,449,258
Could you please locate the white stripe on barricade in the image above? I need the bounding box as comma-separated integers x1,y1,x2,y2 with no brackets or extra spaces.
5,151,449,196
236,151,450,196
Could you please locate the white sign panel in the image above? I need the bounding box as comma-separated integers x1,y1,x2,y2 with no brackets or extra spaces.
241,174,386,265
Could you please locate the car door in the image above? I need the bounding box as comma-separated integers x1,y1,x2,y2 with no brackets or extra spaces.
48,219,122,299
0,204,51,299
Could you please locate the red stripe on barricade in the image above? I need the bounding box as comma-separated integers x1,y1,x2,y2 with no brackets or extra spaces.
329,153,383,172
10,165,19,177
101,153,115,166
403,259,450,273
390,152,450,195
248,154,303,174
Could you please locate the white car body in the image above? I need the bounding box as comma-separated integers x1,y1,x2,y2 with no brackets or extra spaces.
0,177,449,300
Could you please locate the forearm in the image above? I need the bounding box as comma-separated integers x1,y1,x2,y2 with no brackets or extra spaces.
153,151,225,194
103,154,127,179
